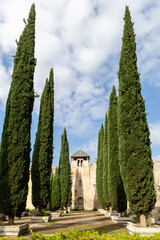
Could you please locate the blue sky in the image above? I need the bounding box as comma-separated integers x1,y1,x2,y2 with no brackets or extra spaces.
0,0,160,166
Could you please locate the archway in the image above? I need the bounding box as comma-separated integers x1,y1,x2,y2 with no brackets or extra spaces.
77,197,84,210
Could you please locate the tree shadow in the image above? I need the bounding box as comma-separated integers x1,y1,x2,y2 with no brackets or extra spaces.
86,223,127,234
29,215,109,233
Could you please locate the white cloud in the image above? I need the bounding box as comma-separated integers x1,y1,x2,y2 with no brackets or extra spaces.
70,138,98,162
0,56,11,109
0,0,160,142
150,123,160,146
81,139,98,162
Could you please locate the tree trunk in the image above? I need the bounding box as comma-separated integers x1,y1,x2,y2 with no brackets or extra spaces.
38,207,42,214
140,214,147,227
118,212,122,217
8,215,14,225
109,206,112,213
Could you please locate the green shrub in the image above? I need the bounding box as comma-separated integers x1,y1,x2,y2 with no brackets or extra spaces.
30,230,160,240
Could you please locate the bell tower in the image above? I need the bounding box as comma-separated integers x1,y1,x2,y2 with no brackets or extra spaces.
71,149,90,167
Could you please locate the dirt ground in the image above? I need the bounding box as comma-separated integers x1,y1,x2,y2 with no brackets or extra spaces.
2,211,128,236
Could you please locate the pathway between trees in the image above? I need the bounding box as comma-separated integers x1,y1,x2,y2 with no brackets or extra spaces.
4,211,128,236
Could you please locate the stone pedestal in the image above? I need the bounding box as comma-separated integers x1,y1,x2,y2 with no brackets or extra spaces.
98,209,109,214
127,222,160,236
111,216,134,224
110,212,118,216
67,207,71,212
31,215,51,223
156,220,160,225
0,224,29,236
105,212,111,218
49,212,61,219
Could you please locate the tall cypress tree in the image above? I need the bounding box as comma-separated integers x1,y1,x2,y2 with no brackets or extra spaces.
50,168,61,210
0,4,36,224
103,113,110,209
118,6,156,226
59,128,72,208
96,128,101,207
108,86,127,214
32,68,54,212
96,124,105,208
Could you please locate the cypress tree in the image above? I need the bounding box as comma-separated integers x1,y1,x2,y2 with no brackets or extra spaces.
96,128,101,207
0,4,36,224
96,124,105,208
108,86,127,214
50,168,61,210
118,6,156,226
59,128,72,209
31,68,54,212
103,113,110,209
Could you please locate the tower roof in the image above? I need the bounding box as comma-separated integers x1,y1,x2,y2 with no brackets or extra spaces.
71,149,89,158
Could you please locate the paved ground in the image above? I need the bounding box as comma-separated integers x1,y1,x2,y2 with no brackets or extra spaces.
1,211,128,236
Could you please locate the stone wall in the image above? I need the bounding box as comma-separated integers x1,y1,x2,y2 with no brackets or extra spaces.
152,161,160,218
153,161,160,206
26,168,34,209
26,160,160,212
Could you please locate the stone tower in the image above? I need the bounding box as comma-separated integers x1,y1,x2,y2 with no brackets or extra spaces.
26,155,160,214
71,150,98,210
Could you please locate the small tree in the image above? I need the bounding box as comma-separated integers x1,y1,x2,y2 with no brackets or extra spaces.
59,128,72,209
108,86,127,215
103,113,110,210
50,168,61,210
32,69,54,212
0,4,36,224
118,6,156,226
96,124,105,208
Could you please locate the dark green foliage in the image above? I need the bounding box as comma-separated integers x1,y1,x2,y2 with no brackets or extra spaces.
108,86,127,213
32,68,54,210
50,168,61,210
0,4,36,219
59,128,72,208
103,113,110,208
96,124,105,208
118,6,156,214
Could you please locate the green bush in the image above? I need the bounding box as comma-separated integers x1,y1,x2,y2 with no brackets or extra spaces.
30,230,160,240
1,230,160,240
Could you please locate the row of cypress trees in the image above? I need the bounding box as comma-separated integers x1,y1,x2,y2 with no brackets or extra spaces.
96,86,127,214
108,86,127,214
96,6,156,227
0,3,72,222
50,128,72,211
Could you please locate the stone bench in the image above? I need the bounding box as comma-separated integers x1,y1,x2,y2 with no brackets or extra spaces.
127,222,160,236
98,209,109,214
111,216,134,224
31,215,51,223
49,212,61,219
0,224,29,237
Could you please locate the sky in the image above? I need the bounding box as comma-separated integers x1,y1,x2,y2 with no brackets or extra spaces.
0,0,160,166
